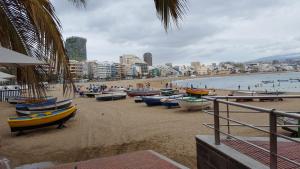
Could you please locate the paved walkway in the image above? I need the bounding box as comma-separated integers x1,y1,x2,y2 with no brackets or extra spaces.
223,139,300,169
47,150,188,169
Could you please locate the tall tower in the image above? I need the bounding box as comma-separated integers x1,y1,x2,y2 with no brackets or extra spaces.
143,52,152,66
65,36,87,61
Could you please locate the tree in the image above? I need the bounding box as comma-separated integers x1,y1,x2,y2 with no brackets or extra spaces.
0,0,187,96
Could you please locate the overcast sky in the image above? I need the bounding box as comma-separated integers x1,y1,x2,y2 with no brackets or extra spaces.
52,0,300,65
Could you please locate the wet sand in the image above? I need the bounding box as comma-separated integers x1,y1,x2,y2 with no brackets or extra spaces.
0,79,299,168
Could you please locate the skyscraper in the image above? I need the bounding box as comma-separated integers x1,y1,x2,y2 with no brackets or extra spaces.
143,52,152,66
65,36,87,61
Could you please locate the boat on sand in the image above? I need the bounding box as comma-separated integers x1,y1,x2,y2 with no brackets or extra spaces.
8,106,77,133
16,99,73,116
178,97,211,111
96,93,126,101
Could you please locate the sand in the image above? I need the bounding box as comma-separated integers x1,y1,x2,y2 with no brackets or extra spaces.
0,78,300,169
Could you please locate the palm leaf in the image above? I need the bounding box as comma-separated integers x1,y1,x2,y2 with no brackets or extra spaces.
0,0,75,97
154,0,188,31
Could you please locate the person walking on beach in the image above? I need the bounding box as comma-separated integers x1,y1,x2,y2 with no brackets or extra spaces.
248,86,250,91
165,83,168,88
238,85,240,90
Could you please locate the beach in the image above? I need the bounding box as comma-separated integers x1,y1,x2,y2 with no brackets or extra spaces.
0,78,299,168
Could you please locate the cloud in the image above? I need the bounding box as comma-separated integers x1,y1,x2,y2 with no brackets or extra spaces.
51,0,300,65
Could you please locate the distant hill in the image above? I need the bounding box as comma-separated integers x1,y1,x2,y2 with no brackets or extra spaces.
247,53,300,63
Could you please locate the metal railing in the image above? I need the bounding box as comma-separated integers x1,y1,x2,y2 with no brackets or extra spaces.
203,95,300,169
0,89,22,102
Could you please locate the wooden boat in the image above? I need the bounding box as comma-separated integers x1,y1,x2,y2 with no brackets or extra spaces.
8,106,77,132
16,99,71,111
186,88,209,96
160,98,180,108
16,99,73,116
143,95,183,106
96,93,126,101
83,92,100,98
134,96,144,103
277,79,289,82
178,97,211,111
126,89,161,97
277,113,300,134
160,88,179,96
8,96,57,104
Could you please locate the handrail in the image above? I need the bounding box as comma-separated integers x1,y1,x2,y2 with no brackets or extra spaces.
203,95,300,169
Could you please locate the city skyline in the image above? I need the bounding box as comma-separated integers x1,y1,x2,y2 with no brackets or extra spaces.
53,0,300,65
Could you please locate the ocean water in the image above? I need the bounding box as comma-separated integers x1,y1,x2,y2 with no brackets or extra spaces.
173,72,300,92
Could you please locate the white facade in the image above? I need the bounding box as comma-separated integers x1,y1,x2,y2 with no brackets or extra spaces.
96,62,112,79
69,60,83,77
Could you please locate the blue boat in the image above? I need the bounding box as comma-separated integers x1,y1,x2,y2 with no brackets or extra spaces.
16,97,57,110
142,96,165,106
143,95,183,106
161,98,180,108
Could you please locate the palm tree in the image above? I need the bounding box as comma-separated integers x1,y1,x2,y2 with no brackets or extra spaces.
0,0,187,97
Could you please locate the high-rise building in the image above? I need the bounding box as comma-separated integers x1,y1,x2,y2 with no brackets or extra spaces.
111,63,121,79
143,52,152,66
119,55,142,65
96,61,112,79
65,36,87,61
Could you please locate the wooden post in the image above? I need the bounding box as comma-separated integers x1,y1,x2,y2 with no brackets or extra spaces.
270,110,277,169
214,99,220,145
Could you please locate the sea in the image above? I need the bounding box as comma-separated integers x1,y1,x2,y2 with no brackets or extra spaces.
173,72,300,93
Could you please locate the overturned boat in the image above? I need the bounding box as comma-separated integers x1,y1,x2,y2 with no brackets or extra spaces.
96,93,127,101
160,98,180,108
126,89,160,97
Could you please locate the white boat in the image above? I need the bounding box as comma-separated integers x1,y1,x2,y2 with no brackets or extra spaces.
178,97,211,111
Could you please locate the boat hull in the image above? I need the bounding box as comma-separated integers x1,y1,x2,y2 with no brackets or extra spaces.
8,106,77,132
96,94,126,101
186,88,209,96
127,90,160,97
16,99,71,111
178,99,211,111
143,97,164,106
8,96,57,104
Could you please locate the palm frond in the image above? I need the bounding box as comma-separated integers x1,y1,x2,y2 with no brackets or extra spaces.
68,0,86,8
154,0,188,31
0,0,75,97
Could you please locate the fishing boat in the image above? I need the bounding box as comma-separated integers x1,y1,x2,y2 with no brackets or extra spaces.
186,88,209,97
160,88,179,96
7,96,57,104
16,99,73,116
143,95,183,106
277,113,300,134
134,96,144,103
96,93,127,101
16,99,70,111
126,89,160,97
8,106,77,132
142,96,166,106
160,98,180,108
178,97,211,111
83,92,100,98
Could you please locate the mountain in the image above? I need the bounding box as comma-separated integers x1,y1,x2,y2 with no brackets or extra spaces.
246,53,300,63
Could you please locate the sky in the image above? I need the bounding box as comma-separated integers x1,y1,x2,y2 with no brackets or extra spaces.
52,0,300,65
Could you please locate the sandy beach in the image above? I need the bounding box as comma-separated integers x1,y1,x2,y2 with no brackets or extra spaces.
0,78,300,168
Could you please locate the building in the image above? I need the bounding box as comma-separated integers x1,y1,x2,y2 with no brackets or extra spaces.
120,55,143,65
143,52,153,66
134,63,149,77
69,60,83,78
191,62,208,75
65,36,87,61
165,63,173,68
96,62,112,80
111,63,121,79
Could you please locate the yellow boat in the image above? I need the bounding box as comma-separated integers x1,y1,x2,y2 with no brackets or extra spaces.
8,106,77,132
186,88,209,96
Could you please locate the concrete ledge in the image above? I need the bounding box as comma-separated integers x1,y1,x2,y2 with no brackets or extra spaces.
196,135,269,169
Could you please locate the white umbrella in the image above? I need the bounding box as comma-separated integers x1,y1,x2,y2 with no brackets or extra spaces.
0,47,45,66
0,71,15,79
